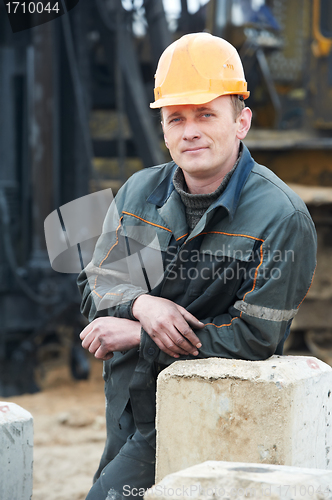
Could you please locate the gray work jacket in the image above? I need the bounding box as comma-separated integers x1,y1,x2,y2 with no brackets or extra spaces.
78,144,317,447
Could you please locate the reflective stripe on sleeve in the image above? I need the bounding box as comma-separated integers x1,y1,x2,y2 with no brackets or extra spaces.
234,301,298,322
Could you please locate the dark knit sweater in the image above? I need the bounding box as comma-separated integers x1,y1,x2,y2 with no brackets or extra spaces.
173,146,242,231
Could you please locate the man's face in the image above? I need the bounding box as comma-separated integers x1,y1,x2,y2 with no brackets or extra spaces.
161,96,250,183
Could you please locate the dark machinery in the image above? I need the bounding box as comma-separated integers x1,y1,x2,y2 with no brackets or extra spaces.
1,0,331,396
207,0,332,360
0,0,175,395
0,1,93,395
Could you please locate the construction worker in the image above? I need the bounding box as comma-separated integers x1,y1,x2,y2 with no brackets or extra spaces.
78,33,317,500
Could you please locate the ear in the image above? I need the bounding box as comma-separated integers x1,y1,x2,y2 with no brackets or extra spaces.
236,107,252,140
161,121,169,149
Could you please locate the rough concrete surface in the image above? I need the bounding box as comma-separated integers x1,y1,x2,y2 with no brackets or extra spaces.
147,461,332,500
0,401,33,500
156,356,332,482
1,358,106,500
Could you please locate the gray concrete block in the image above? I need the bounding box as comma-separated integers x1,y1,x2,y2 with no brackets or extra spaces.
0,402,33,500
147,461,332,500
156,356,332,482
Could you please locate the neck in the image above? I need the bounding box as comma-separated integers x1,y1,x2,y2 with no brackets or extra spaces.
183,172,227,194
183,144,240,194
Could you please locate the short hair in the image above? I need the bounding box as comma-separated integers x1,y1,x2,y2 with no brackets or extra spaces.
160,94,246,123
230,95,245,120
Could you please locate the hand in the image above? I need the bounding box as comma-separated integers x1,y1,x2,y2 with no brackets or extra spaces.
132,295,204,359
80,317,141,361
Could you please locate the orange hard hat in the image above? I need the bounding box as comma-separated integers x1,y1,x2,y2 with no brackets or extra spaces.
150,32,250,109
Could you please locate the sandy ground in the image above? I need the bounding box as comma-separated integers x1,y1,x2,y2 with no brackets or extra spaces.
1,340,322,500
2,355,106,500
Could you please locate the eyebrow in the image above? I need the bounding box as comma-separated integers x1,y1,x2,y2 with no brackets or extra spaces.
165,111,181,122
165,106,216,122
195,106,214,113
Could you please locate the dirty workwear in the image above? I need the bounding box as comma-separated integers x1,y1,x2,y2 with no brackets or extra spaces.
85,403,155,500
78,143,317,495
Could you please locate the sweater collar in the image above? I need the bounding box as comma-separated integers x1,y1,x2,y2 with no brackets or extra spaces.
147,142,255,222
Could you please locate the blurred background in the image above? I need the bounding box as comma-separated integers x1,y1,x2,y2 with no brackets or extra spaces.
0,0,332,397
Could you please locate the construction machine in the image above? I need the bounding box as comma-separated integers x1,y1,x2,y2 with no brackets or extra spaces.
207,0,332,360
0,0,331,396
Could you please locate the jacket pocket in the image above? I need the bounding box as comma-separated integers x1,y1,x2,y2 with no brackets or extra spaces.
187,234,257,298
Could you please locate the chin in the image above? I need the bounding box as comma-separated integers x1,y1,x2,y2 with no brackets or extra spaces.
178,157,207,169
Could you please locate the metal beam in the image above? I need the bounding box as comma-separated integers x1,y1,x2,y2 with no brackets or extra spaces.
96,0,165,168
143,0,171,68
29,22,55,263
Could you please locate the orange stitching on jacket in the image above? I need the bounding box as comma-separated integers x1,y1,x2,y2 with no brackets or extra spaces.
99,217,123,268
122,211,172,233
93,290,124,299
205,317,238,328
94,217,123,290
240,244,264,317
297,264,316,309
187,231,265,243
176,233,188,241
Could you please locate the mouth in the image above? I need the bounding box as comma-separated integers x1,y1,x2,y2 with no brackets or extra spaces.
182,147,208,153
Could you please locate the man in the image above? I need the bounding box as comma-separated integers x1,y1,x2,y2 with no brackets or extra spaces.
78,33,316,500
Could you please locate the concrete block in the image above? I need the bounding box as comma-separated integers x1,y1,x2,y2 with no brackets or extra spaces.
156,356,332,482
0,402,33,500
147,461,332,500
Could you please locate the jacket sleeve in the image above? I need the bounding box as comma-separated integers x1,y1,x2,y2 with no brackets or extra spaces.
77,188,147,323
157,210,317,364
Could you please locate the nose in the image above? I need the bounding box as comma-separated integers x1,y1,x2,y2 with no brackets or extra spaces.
182,120,201,141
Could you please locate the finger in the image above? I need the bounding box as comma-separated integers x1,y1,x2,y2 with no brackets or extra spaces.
88,336,102,354
173,319,202,349
177,306,205,328
82,327,100,349
154,340,180,359
103,352,114,361
169,329,200,355
147,333,183,358
95,344,114,360
79,323,93,341
158,334,199,358
154,328,199,356
81,329,97,350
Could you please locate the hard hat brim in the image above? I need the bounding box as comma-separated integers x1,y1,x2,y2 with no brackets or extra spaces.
150,90,250,109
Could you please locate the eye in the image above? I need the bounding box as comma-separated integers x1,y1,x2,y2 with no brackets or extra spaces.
169,117,181,123
202,113,212,118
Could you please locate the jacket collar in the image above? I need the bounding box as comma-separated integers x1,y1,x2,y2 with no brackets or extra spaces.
147,143,255,222
146,163,177,207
